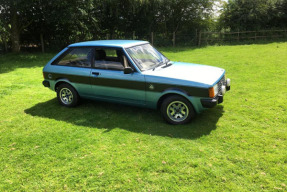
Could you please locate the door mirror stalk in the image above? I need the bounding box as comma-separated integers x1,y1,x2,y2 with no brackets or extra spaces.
124,67,133,74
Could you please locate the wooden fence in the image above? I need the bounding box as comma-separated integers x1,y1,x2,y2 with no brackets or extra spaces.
1,29,287,53
109,29,287,47
198,29,287,46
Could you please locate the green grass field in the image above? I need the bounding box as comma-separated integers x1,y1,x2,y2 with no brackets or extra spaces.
0,42,286,191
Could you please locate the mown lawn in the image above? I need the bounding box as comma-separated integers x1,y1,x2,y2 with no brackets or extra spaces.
0,42,286,191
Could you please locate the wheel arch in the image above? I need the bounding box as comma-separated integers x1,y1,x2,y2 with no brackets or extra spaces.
156,88,202,114
55,80,80,107
54,79,74,91
157,88,191,109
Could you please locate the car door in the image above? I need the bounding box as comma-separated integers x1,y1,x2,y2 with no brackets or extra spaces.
90,47,146,105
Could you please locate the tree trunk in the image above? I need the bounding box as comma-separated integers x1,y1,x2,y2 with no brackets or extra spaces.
11,6,20,53
4,37,8,52
40,33,45,53
1,34,8,52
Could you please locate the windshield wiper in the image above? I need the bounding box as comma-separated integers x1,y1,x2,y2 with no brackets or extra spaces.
161,62,172,68
161,60,172,68
152,59,172,71
152,61,165,71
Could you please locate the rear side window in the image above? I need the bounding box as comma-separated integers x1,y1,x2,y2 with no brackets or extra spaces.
55,47,93,68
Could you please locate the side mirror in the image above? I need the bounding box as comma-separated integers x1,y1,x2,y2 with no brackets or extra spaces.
124,67,133,74
123,55,133,74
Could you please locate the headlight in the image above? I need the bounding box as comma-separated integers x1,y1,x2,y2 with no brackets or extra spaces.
209,84,218,98
221,85,226,95
213,84,219,96
226,78,231,87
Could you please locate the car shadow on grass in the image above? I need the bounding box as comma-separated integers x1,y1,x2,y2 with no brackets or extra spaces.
24,98,224,140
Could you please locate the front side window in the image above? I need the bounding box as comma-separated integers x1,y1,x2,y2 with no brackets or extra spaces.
94,48,126,71
55,47,92,68
125,44,169,71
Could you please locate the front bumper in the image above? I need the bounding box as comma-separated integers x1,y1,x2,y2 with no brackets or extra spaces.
201,95,223,108
42,80,50,88
201,80,231,108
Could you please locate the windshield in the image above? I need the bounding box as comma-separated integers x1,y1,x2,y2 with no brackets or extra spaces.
126,44,169,71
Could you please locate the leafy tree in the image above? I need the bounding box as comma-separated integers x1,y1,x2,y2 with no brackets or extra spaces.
272,0,287,28
219,0,286,31
0,0,218,52
0,19,9,51
0,0,40,52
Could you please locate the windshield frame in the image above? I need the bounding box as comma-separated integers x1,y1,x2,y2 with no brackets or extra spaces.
125,43,169,72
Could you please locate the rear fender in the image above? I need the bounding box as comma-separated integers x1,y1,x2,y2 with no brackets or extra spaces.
54,79,75,91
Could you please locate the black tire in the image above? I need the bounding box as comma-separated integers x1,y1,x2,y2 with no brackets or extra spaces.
56,83,79,107
160,95,195,125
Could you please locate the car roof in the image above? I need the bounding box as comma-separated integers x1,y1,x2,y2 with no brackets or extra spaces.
68,40,149,48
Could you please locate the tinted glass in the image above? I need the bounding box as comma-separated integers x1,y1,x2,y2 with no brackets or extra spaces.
56,48,92,68
94,48,125,71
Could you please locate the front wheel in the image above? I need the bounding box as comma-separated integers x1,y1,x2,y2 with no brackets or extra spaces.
56,83,79,107
161,95,195,125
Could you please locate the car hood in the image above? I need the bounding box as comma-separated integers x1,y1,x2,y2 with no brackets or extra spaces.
142,62,225,87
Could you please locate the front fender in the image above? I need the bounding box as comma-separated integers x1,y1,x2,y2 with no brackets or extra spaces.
146,88,204,113
161,88,189,97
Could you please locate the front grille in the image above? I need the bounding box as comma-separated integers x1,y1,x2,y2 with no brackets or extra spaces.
217,75,226,95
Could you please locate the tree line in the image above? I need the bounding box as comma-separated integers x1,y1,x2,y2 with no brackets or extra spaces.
218,0,287,31
0,0,287,52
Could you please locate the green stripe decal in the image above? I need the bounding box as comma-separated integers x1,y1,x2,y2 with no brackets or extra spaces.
43,72,209,97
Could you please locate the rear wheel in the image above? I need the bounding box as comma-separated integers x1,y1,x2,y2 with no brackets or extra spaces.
161,95,195,124
56,83,79,107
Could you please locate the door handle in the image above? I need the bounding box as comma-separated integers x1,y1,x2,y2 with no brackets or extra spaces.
92,72,100,76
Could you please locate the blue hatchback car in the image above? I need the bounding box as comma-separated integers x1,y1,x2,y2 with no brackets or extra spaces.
42,40,230,124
